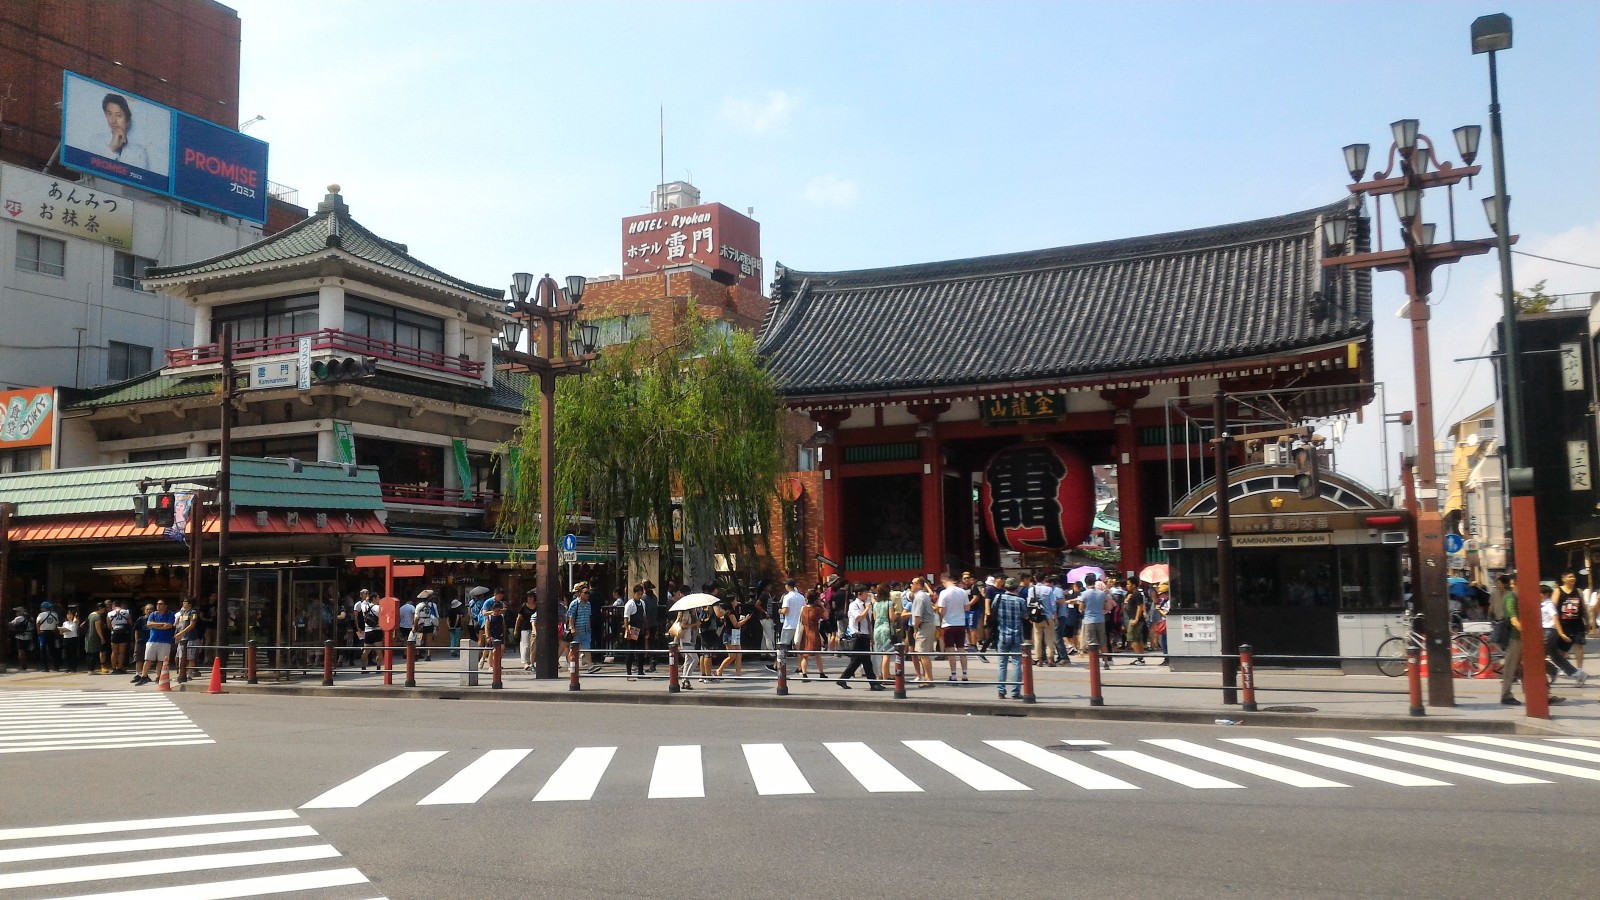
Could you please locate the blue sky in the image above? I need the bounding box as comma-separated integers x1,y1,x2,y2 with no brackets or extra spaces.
229,0,1599,488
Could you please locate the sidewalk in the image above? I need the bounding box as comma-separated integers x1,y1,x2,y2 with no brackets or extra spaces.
4,651,1596,736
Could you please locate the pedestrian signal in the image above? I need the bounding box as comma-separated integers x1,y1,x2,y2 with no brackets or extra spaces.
133,494,150,528
152,492,177,528
311,356,378,382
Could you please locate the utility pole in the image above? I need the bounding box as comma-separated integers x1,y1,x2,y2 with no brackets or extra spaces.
1213,392,1238,706
216,324,235,654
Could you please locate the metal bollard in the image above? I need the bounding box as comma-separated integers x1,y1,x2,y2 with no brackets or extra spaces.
491,639,504,690
1020,641,1036,704
405,636,417,688
1239,644,1258,712
322,640,334,686
893,643,907,699
383,630,394,686
668,641,681,694
568,641,581,692
1086,642,1104,706
1406,644,1425,717
461,639,480,687
775,644,789,696
246,641,258,685
176,643,189,684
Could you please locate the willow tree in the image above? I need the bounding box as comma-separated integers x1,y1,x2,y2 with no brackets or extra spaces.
498,310,784,588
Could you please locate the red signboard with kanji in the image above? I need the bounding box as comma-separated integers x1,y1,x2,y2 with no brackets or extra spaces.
621,202,762,292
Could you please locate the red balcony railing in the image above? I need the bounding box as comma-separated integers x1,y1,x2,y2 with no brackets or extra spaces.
166,329,484,378
381,483,499,510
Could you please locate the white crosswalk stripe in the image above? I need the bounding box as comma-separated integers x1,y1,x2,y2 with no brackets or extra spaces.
1142,739,1347,788
291,735,1600,810
0,808,383,899
1219,738,1450,787
1377,736,1600,781
1301,737,1550,784
0,690,212,754
533,747,616,802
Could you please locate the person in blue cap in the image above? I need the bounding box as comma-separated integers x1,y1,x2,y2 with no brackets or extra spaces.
35,601,62,671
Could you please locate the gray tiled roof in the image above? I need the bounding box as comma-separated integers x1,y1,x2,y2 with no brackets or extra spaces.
143,189,501,301
756,200,1370,399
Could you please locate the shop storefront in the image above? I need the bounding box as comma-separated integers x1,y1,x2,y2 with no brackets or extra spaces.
1158,464,1409,672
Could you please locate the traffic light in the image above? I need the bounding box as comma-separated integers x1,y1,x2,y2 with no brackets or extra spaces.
1292,444,1321,500
132,494,150,528
311,356,377,382
151,492,177,528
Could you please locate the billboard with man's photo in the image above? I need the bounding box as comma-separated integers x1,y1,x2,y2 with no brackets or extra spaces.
59,72,268,224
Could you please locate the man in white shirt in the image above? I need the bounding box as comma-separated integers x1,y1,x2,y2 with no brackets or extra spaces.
778,579,805,651
837,585,884,690
938,576,970,681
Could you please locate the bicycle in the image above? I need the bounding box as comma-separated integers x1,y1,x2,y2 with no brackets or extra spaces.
1374,611,1477,678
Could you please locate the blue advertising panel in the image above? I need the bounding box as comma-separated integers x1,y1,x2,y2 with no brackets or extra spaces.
173,115,268,223
59,71,268,224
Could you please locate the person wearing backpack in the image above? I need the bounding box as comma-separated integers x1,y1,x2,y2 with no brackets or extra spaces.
414,590,440,662
10,605,33,670
35,600,62,671
354,589,382,670
107,598,133,674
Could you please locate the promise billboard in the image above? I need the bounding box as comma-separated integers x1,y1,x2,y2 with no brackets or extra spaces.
60,72,268,224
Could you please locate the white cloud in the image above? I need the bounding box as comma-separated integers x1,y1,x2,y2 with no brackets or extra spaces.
803,174,858,207
720,91,794,134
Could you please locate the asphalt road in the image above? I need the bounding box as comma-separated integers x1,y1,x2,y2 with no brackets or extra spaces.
1,689,1594,899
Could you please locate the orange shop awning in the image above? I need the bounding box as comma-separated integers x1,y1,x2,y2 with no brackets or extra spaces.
9,511,387,545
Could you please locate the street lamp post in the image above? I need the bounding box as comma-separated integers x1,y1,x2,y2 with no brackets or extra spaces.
1473,12,1548,718
1323,117,1507,708
500,273,598,679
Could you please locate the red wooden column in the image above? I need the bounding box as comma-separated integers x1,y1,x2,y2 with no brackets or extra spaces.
1103,389,1150,580
914,403,950,576
813,412,846,580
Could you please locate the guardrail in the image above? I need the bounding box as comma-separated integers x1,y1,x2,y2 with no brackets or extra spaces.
187,637,1450,718
165,328,485,378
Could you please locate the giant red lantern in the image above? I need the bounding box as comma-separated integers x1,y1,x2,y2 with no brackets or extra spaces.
981,442,1095,552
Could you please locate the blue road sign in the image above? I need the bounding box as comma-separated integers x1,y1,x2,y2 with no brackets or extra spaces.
562,533,578,553
1444,533,1465,554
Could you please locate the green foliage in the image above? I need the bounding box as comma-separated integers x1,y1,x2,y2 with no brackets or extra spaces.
497,308,784,582
1514,279,1553,315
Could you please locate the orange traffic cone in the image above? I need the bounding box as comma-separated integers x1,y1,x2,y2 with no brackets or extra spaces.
206,657,224,694
1473,640,1497,678
156,660,172,692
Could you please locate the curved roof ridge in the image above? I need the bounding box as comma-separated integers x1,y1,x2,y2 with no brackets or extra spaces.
776,201,1349,293
144,191,501,301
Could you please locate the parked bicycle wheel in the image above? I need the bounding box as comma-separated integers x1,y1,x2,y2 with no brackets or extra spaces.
1375,636,1409,677
1451,634,1482,677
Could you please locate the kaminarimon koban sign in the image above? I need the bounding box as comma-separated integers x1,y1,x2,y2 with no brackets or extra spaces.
980,442,1094,552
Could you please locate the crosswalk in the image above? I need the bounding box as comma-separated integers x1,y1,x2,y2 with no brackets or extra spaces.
299,734,1600,809
0,809,384,899
0,690,213,754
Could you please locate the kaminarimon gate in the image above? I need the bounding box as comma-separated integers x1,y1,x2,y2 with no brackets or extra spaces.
756,200,1374,585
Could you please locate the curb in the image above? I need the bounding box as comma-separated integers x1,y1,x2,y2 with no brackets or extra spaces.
198,682,1548,735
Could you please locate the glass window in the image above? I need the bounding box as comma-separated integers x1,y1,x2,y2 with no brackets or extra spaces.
592,314,651,349
0,447,44,473
207,436,319,459
113,252,158,290
212,295,319,343
16,232,66,276
128,447,189,463
345,297,443,354
106,341,154,381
